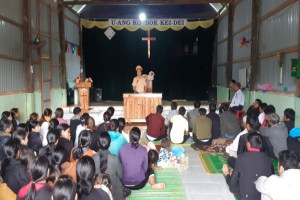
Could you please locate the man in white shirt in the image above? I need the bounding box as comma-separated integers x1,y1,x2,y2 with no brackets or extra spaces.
169,107,189,144
229,82,245,112
255,150,300,200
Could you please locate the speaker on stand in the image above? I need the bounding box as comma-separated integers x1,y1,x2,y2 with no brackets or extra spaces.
94,88,102,102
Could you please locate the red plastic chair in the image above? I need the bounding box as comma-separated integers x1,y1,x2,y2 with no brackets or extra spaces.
234,110,245,125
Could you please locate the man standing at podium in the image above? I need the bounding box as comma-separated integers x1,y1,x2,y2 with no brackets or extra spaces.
132,65,147,93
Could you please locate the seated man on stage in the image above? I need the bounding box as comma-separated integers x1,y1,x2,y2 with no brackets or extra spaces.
229,81,245,112
132,65,147,93
145,105,166,141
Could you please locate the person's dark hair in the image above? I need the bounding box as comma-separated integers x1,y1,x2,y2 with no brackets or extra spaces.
209,103,217,113
219,103,229,113
25,156,49,200
10,110,16,119
80,113,90,126
1,111,11,121
264,105,276,115
255,99,262,107
76,156,96,198
0,119,12,132
194,101,201,108
95,173,112,192
16,123,29,133
171,102,177,110
247,131,264,151
19,149,35,168
49,118,59,130
39,108,52,125
278,150,299,170
1,140,19,176
44,129,60,157
107,107,115,117
284,108,295,121
55,108,64,118
27,119,39,132
148,149,159,168
52,146,68,171
53,175,77,200
129,127,141,149
230,79,236,85
260,103,267,111
72,130,92,160
246,114,261,131
98,132,111,173
84,117,95,130
73,107,81,115
178,106,186,116
57,124,70,132
199,108,207,116
103,111,111,122
29,112,39,121
47,165,60,186
156,105,163,114
161,138,171,150
118,117,126,133
12,129,27,143
108,119,118,131
11,108,19,114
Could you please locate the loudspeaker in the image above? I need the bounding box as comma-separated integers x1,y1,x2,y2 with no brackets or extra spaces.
94,88,102,102
208,87,217,102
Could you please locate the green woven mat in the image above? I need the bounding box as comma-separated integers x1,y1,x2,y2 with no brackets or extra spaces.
199,152,279,175
126,168,186,200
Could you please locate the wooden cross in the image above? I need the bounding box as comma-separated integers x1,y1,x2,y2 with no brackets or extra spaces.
142,30,156,58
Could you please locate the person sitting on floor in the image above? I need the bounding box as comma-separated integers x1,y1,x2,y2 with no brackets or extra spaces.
259,105,276,130
165,102,178,128
283,108,295,133
145,105,166,141
0,160,17,200
187,101,200,132
258,103,267,125
169,106,189,144
157,138,181,168
107,107,115,119
287,128,300,162
206,103,221,140
53,175,77,200
70,107,81,146
57,124,73,160
256,150,300,200
55,107,68,125
260,113,288,159
223,132,274,200
219,103,240,139
246,99,262,117
229,82,245,112
191,108,212,149
107,119,127,156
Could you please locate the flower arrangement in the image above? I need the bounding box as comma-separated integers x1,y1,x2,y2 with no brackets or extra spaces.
75,76,81,83
75,77,93,83
85,77,93,83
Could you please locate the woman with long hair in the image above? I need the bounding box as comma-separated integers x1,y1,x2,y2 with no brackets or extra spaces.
53,175,77,200
92,131,124,200
70,130,95,163
57,124,73,159
107,119,127,156
27,119,42,155
39,129,60,163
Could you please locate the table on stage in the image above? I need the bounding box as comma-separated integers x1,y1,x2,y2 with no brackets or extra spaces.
123,93,162,122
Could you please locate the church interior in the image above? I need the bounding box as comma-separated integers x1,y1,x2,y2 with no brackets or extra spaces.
1,0,300,200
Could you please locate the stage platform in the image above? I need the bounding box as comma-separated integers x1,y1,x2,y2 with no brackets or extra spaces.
63,100,212,125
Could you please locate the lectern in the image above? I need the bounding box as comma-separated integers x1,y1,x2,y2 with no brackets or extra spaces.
75,82,92,113
123,93,162,122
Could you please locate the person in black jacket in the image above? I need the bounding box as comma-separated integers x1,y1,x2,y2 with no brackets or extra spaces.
57,124,73,160
206,103,220,139
39,129,60,163
283,108,295,133
91,112,111,152
27,120,42,155
70,107,81,146
287,135,300,162
223,132,274,200
1,139,30,194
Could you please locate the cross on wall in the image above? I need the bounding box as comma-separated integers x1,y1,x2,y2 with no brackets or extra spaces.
142,30,156,59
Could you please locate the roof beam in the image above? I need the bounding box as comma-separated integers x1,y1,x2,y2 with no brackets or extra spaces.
63,0,230,6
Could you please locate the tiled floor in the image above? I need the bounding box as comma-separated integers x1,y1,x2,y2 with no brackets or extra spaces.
180,146,235,200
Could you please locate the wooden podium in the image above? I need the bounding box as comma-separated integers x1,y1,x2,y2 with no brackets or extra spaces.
123,93,162,122
76,82,92,113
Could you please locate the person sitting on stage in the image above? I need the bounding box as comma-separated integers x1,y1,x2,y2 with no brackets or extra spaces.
283,108,295,133
191,108,212,149
145,105,166,141
223,132,273,200
132,65,147,93
256,150,300,200
229,82,245,112
219,103,240,139
165,101,178,127
206,103,221,139
169,106,189,144
260,113,288,159
187,101,201,132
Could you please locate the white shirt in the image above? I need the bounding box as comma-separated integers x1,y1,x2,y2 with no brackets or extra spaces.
256,169,300,200
230,89,245,107
165,110,178,125
170,115,189,143
259,112,265,124
225,128,248,158
40,122,49,146
75,124,85,146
